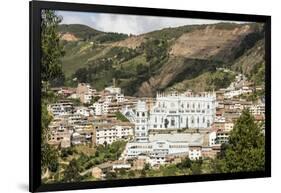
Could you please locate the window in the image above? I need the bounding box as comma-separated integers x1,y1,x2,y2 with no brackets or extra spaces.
171,117,175,126
137,112,139,117
207,120,210,127
142,112,145,117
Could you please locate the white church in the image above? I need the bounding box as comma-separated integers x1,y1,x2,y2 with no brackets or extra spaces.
124,91,216,142
121,91,217,165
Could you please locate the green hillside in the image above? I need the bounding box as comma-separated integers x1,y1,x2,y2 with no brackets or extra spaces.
58,22,265,96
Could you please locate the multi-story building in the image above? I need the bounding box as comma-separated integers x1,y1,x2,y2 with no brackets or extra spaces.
76,83,94,104
250,104,265,115
124,133,204,165
93,123,134,145
134,101,149,142
149,92,216,130
48,102,73,117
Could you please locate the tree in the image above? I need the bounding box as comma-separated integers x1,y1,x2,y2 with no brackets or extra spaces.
63,159,81,182
222,109,265,172
177,156,192,169
41,10,65,82
41,103,59,173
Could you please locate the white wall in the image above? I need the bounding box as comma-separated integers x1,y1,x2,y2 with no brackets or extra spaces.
0,0,279,192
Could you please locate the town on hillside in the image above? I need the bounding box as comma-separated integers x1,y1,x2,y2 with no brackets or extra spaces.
46,71,265,180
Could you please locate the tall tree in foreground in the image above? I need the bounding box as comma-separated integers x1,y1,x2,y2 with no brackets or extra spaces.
41,10,65,83
41,10,63,176
223,109,265,172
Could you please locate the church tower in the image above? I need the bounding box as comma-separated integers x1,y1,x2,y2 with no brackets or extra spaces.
134,100,149,142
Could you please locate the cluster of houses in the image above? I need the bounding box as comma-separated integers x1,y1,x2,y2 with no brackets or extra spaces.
47,79,265,179
222,73,263,99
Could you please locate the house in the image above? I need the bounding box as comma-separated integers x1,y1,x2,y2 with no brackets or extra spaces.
188,145,202,160
92,123,134,145
92,167,103,179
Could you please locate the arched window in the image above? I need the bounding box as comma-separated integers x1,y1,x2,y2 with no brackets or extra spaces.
203,117,205,123
193,103,195,109
137,112,139,117
142,112,145,117
187,103,189,108
207,120,210,127
191,116,194,124
197,117,199,123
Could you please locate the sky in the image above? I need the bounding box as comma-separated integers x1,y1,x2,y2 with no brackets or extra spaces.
57,11,243,35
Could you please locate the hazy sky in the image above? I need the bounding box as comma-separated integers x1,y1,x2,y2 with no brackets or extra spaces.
57,11,243,35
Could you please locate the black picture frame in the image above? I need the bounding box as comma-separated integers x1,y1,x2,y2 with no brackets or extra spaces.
29,0,271,192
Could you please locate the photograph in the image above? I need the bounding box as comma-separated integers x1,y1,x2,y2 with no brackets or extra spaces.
40,9,266,184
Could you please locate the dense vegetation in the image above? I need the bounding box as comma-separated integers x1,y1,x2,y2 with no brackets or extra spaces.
43,141,127,183
219,109,265,172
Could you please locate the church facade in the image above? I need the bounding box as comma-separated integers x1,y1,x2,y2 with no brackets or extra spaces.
124,91,216,142
148,92,216,130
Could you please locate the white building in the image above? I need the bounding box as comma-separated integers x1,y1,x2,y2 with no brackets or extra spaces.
94,124,134,145
93,102,103,116
134,101,149,142
124,133,204,165
149,92,216,130
75,107,90,117
250,104,265,115
209,131,217,147
48,102,73,117
188,146,202,160
125,92,216,133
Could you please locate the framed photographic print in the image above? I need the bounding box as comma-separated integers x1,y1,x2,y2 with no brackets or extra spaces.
29,0,271,192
